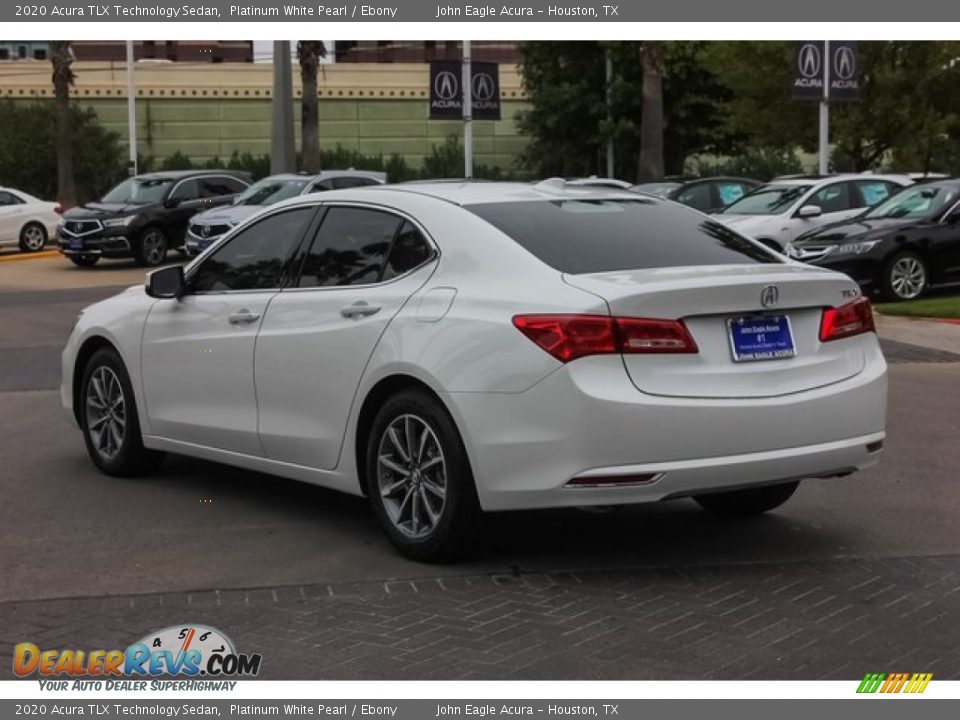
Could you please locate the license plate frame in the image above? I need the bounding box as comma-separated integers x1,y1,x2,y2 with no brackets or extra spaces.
727,314,796,363
69,238,83,250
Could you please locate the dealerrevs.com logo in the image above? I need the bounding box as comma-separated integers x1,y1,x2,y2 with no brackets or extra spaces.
14,624,262,686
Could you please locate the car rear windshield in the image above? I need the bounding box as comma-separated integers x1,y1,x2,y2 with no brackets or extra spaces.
466,199,779,274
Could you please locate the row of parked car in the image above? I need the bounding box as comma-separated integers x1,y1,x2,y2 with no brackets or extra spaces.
2,167,958,302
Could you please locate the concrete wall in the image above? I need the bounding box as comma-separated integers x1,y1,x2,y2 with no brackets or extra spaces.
0,60,531,171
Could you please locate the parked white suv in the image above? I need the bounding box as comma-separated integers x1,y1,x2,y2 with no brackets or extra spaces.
718,175,911,252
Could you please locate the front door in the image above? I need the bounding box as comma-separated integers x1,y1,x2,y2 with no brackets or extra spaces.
140,206,315,454
255,206,437,469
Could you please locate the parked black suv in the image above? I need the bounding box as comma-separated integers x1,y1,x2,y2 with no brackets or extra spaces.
57,170,251,267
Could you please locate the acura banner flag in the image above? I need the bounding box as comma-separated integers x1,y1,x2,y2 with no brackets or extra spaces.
429,61,502,120
792,41,859,101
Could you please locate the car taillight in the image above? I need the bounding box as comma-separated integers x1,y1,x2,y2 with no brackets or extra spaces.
54,205,64,215
512,314,697,363
819,296,875,342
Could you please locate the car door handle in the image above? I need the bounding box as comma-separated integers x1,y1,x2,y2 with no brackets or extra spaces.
340,302,381,319
228,309,261,325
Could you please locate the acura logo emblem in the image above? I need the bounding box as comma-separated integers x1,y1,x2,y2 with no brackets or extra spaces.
201,225,211,238
434,71,459,101
760,285,780,308
472,72,495,101
798,43,821,78
834,46,856,80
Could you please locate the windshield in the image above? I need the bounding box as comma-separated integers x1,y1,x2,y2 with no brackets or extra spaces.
467,199,779,274
864,186,956,220
234,177,309,206
722,184,812,215
100,177,175,205
631,183,679,198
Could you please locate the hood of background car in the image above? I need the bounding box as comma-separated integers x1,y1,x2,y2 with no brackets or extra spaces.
62,202,151,220
794,216,919,245
189,205,260,226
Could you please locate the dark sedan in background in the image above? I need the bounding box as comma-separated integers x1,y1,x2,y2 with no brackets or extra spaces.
632,176,761,214
787,180,960,301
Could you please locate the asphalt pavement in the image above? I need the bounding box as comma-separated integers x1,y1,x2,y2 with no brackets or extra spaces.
2,256,959,679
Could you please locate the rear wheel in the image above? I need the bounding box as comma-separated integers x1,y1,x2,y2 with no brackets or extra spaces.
69,255,99,267
80,347,165,476
19,222,47,252
135,227,168,267
694,480,799,516
365,390,479,562
882,251,928,301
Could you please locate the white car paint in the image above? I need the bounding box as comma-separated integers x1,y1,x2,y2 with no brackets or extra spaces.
0,187,61,251
62,182,886,516
719,175,911,252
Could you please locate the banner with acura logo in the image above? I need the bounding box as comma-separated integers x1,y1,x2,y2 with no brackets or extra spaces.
792,41,859,101
429,61,501,120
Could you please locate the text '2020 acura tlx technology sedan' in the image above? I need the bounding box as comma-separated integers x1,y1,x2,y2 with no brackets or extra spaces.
62,181,887,561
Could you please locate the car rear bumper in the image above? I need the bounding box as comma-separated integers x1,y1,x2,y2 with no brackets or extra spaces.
446,338,887,511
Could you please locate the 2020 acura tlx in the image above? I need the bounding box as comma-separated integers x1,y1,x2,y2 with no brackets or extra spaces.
61,181,887,561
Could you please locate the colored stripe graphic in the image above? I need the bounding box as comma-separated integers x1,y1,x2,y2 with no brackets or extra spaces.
857,672,931,694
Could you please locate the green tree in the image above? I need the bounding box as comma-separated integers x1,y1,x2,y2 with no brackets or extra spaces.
0,101,125,203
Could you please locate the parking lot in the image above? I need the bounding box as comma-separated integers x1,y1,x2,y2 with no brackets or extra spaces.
2,254,960,680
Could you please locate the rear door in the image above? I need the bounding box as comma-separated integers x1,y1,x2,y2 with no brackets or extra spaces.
255,205,437,469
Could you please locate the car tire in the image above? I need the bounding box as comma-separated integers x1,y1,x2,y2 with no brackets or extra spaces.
18,222,48,252
135,227,168,267
69,255,99,267
80,347,165,477
881,251,928,302
365,389,480,562
693,480,799,516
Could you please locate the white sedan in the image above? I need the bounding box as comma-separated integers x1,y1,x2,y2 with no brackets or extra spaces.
61,181,887,561
0,187,62,253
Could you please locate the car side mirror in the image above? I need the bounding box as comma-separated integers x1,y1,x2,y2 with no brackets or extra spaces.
164,196,182,209
797,205,822,218
146,265,185,299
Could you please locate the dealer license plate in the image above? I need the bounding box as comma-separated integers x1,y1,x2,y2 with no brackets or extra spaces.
728,315,796,362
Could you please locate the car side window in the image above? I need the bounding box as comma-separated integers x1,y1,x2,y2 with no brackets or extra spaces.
332,177,378,189
674,184,712,212
855,180,895,208
0,191,23,206
382,222,434,281
169,179,200,203
804,183,852,214
297,207,401,288
200,177,243,198
189,207,314,293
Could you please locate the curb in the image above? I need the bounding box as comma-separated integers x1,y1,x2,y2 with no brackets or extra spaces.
0,250,60,264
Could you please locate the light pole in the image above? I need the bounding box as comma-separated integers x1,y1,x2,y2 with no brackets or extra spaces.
125,40,137,176
818,40,830,175
271,40,296,174
462,40,473,179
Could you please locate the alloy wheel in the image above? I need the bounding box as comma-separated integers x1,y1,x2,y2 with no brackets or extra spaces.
141,231,166,266
376,413,447,539
85,366,126,461
22,224,45,251
890,256,926,300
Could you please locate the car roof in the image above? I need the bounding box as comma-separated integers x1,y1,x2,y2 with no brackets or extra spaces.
764,174,910,188
134,170,248,180
379,179,645,206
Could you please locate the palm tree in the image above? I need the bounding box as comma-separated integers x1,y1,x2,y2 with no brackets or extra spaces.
297,41,326,174
50,41,77,208
637,41,665,183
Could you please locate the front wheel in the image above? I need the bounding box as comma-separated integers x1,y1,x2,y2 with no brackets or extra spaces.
135,227,168,267
19,222,48,252
694,480,799,516
80,347,165,476
365,390,479,562
882,252,928,301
